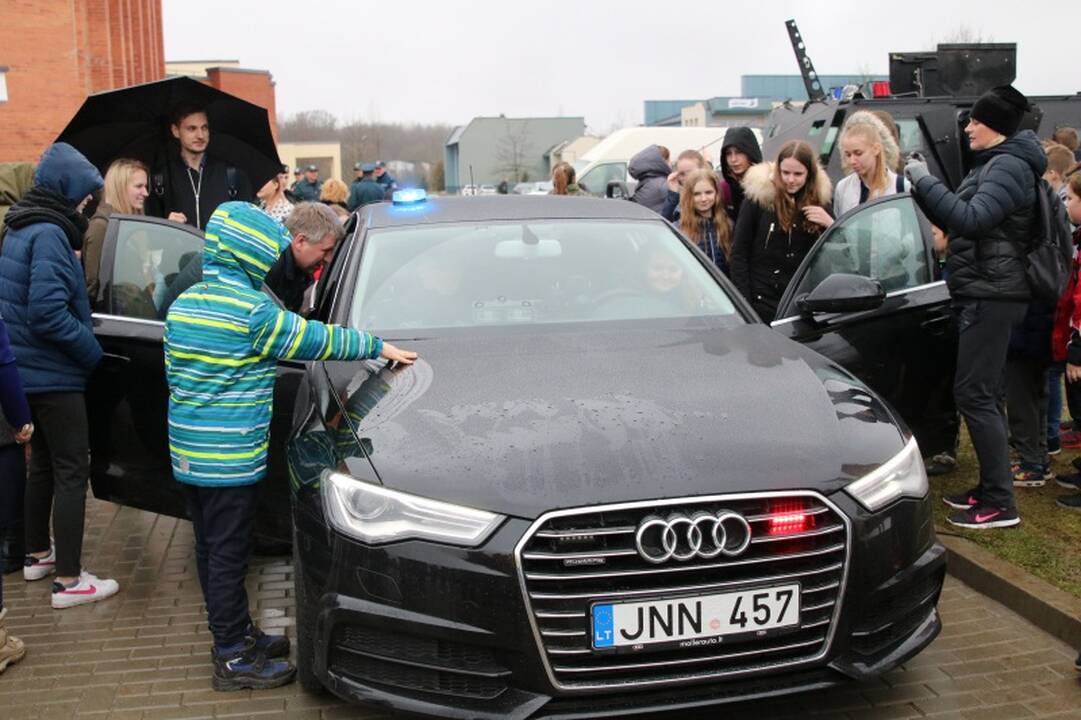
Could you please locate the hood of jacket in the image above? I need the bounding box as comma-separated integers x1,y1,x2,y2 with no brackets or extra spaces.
33,143,103,205
720,127,763,178
0,163,34,208
978,129,1047,177
742,161,833,210
202,201,290,289
628,145,671,180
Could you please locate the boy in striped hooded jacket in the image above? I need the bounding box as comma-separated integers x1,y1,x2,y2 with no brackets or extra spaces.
164,202,415,691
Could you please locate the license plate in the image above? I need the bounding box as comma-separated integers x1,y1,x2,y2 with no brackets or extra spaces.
591,584,801,650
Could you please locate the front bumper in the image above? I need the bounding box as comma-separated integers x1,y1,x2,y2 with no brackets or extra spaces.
295,492,946,719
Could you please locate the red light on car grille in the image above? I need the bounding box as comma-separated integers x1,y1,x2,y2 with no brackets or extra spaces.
871,81,892,98
768,504,813,536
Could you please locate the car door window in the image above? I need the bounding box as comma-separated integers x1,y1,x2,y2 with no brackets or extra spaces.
106,218,203,320
791,195,929,301
578,163,627,195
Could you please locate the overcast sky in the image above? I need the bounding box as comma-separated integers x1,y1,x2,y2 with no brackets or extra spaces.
163,0,1081,133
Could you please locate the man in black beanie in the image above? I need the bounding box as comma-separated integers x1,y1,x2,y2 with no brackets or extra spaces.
904,85,1047,530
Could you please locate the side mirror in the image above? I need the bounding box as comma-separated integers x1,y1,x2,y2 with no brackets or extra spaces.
606,180,631,199
796,273,886,315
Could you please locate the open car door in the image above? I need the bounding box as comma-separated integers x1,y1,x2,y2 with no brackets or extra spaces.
770,194,958,458
86,214,203,518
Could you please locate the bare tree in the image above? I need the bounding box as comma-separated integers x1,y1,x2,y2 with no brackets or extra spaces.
494,118,533,183
279,112,453,181
278,110,338,141
854,62,878,83
927,24,993,48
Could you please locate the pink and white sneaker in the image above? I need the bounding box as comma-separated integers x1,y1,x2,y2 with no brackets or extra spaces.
23,547,56,581
51,571,119,609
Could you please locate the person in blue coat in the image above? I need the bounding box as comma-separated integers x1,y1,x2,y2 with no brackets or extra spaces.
0,142,119,610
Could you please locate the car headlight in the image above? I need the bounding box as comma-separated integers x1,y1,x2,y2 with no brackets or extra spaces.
321,470,504,546
844,437,928,512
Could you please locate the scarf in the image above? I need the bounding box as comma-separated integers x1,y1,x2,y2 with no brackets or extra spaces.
2,186,89,251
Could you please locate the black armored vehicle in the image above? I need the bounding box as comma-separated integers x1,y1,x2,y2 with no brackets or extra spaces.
763,20,1081,190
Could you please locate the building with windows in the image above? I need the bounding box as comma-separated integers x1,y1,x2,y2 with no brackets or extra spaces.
444,116,585,194
644,74,888,128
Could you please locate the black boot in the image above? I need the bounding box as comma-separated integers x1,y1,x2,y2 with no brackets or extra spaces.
212,638,296,691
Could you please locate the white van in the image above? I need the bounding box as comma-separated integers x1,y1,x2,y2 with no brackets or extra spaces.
572,126,762,196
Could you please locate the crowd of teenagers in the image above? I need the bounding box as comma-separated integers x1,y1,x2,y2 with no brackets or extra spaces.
2,84,1081,685
568,85,1081,536
0,100,416,689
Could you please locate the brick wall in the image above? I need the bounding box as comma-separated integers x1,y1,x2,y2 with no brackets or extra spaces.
204,68,278,143
0,0,165,163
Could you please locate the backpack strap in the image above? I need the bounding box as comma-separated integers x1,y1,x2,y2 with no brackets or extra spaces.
226,166,239,200
896,172,905,194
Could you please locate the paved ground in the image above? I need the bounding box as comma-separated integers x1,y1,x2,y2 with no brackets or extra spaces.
0,498,1078,720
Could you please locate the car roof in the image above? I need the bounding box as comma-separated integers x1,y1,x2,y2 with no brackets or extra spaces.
364,195,663,229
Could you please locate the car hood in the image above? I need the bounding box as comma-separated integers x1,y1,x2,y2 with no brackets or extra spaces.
316,321,906,520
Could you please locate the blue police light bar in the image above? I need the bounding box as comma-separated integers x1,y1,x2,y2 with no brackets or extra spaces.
392,188,427,205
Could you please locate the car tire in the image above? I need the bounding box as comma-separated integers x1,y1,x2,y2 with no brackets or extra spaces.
293,530,324,694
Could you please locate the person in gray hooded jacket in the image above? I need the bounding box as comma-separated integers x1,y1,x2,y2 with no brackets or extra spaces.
628,145,671,214
907,84,1047,531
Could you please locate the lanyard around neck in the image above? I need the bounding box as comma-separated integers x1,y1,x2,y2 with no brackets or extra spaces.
186,161,204,227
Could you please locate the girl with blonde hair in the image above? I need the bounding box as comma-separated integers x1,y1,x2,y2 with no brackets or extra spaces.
83,158,149,299
833,110,907,217
319,178,350,210
677,169,731,274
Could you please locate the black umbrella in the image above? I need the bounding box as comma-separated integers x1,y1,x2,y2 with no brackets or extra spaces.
56,76,281,190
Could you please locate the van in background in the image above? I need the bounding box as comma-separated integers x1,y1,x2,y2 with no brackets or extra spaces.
572,127,763,196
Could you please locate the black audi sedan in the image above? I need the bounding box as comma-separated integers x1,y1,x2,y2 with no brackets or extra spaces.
86,192,948,718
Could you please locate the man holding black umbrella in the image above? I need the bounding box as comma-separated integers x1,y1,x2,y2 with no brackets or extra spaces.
145,102,254,229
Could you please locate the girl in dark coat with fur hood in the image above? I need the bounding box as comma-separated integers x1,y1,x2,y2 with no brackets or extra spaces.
729,141,833,321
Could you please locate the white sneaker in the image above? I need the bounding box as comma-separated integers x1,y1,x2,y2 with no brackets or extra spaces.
51,571,119,609
23,547,56,581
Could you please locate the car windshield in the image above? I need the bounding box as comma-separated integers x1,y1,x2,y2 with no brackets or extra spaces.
350,220,740,332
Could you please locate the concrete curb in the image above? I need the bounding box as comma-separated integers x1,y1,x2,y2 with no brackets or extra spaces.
937,529,1081,648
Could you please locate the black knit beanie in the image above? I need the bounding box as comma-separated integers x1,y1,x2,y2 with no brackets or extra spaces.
970,85,1030,137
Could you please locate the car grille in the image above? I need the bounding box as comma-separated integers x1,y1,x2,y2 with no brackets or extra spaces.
515,492,850,692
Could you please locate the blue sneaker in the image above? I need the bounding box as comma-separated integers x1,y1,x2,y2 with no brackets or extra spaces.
212,638,296,691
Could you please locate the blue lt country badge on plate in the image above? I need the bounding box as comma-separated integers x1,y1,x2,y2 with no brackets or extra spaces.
593,604,614,648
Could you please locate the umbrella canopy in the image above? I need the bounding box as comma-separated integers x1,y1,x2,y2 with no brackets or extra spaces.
56,76,281,190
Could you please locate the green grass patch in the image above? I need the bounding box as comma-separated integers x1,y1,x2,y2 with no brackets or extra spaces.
931,427,1081,598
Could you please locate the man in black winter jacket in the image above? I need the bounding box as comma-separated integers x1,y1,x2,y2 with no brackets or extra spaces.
907,85,1046,530
145,103,254,230
720,127,763,220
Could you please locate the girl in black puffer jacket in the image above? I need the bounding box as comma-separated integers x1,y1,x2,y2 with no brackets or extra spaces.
729,141,833,322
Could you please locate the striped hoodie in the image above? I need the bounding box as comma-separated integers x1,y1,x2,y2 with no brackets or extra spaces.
164,202,383,487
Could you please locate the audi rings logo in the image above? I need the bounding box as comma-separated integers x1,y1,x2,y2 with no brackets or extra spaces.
634,511,752,564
